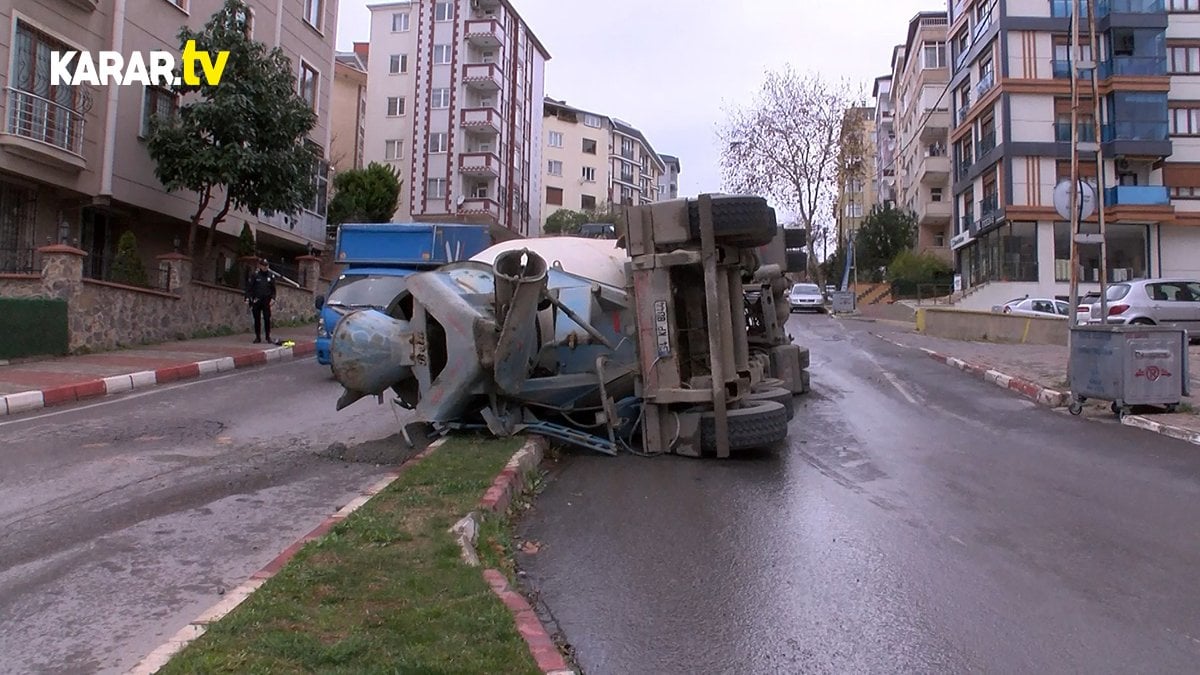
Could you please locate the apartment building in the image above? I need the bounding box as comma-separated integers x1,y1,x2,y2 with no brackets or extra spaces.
362,0,549,241
540,97,666,225
0,0,336,281
944,0,1200,308
331,51,368,173
659,154,681,200
836,105,878,245
874,74,898,206
890,11,954,264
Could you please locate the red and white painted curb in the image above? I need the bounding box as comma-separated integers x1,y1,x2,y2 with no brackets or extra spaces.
127,434,573,675
1122,415,1200,447
873,333,1070,408
0,341,315,417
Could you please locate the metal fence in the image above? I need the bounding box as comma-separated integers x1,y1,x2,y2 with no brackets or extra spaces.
0,247,36,274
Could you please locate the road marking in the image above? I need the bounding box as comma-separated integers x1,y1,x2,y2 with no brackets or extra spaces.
949,535,967,547
882,370,920,405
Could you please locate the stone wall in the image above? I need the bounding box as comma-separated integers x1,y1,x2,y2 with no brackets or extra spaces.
0,246,322,354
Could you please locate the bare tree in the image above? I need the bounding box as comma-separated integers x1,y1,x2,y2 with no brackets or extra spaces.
718,66,861,282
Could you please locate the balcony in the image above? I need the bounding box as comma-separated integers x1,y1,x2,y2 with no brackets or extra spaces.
1101,121,1168,142
1052,59,1095,79
458,197,501,218
1104,185,1169,205
459,151,501,177
956,101,972,126
976,132,997,157
1098,56,1167,79
1098,0,1165,15
980,195,999,217
975,72,996,99
463,63,503,92
1051,0,1087,17
956,155,974,180
1054,121,1096,142
461,106,502,136
465,19,505,48
918,200,952,226
960,214,975,235
920,109,951,141
919,152,951,184
1,87,87,170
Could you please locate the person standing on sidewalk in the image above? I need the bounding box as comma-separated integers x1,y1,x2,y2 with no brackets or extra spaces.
244,258,276,344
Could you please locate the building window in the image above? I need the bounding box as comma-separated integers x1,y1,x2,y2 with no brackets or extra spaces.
582,166,596,182
1053,222,1147,282
1169,0,1200,10
140,85,178,137
434,45,452,65
931,187,943,202
304,0,322,30
844,202,863,218
392,12,410,31
1170,186,1200,198
548,131,564,147
435,1,453,21
389,54,408,74
1170,106,1200,135
431,88,450,109
429,132,448,154
548,160,563,176
620,164,634,183
966,222,1038,286
582,138,597,154
923,42,946,69
299,62,318,110
385,139,403,160
581,195,597,210
583,114,602,128
307,142,329,216
621,137,635,158
386,96,406,116
1168,44,1200,73
547,187,563,205
427,178,447,199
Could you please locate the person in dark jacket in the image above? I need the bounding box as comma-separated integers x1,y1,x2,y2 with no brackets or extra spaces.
244,258,277,344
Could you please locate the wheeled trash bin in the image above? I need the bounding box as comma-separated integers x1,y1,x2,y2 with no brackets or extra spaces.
1067,324,1190,418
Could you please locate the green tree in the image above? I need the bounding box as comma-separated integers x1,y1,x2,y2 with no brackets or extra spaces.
236,222,256,257
146,0,318,262
110,231,150,287
327,162,403,227
543,209,588,235
855,204,917,282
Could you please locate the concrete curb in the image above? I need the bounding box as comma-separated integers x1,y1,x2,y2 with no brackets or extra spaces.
1,341,315,418
872,333,1070,408
125,436,445,675
1121,415,1200,446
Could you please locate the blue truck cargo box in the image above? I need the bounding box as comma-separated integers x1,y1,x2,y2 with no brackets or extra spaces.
335,223,492,267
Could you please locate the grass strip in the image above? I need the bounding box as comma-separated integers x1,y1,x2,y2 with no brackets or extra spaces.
159,434,541,675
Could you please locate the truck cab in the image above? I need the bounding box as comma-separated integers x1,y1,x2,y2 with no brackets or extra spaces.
315,223,491,366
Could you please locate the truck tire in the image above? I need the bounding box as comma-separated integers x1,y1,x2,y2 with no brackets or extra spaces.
783,227,809,249
785,251,808,273
687,196,778,248
746,386,795,420
698,399,789,455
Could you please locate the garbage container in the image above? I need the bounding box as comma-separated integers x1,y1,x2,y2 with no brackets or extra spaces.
831,291,855,314
1067,324,1191,418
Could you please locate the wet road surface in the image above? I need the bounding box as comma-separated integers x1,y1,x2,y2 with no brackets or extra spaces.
0,359,410,674
517,313,1200,674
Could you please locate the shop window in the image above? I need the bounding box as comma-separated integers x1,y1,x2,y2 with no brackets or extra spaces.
1053,222,1148,282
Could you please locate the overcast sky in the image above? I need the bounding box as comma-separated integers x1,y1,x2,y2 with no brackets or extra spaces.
336,0,944,199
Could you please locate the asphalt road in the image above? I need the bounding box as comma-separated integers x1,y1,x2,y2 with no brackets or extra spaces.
517,312,1200,675
0,359,411,674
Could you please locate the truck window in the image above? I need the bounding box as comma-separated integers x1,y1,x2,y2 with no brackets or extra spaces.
326,274,411,308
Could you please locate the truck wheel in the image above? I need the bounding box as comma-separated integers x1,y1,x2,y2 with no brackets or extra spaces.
698,399,789,455
746,386,795,420
687,196,778,248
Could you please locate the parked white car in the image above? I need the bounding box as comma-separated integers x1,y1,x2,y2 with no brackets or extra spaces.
1001,297,1070,318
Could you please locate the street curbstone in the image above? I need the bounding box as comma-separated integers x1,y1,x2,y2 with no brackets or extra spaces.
129,371,157,389
74,379,107,401
103,375,134,394
482,568,572,674
1122,415,1200,446
41,385,78,407
4,390,44,415
213,356,237,373
196,359,223,375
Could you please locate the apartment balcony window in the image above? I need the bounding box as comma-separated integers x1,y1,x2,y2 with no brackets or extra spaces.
1098,0,1166,15
1100,28,1167,77
1050,0,1088,17
1101,120,1169,142
980,194,999,218
960,213,975,235
1105,185,1170,204
1054,120,1098,141
620,137,635,160
1099,55,1167,78
4,22,87,159
976,130,997,156
620,165,634,183
975,70,996,99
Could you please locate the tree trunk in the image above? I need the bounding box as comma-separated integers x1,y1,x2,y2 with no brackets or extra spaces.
186,187,213,258
201,190,234,264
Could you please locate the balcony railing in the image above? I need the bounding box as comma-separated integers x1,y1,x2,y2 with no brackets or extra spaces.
1098,0,1165,15
1098,55,1167,79
1105,185,1169,205
4,87,86,156
960,214,975,234
463,63,503,90
976,132,997,156
461,106,502,133
0,247,37,274
1101,121,1169,142
980,195,999,216
975,71,996,98
1052,59,1095,79
460,151,501,175
957,155,974,179
458,197,501,217
956,101,973,125
464,19,505,46
1054,121,1097,142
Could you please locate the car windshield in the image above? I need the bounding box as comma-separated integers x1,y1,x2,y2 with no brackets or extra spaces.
792,284,820,294
1105,284,1131,301
326,274,409,308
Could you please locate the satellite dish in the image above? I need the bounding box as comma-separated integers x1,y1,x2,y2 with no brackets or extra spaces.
457,195,466,206
1052,179,1096,221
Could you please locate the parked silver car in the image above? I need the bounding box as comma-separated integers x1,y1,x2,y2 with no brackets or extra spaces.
1089,279,1200,336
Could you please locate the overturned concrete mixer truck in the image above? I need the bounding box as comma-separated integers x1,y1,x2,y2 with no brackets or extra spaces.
327,194,812,458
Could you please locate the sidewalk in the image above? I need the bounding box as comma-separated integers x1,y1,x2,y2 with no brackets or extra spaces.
0,326,317,416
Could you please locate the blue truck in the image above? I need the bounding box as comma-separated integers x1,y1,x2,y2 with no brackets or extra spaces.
314,222,492,366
